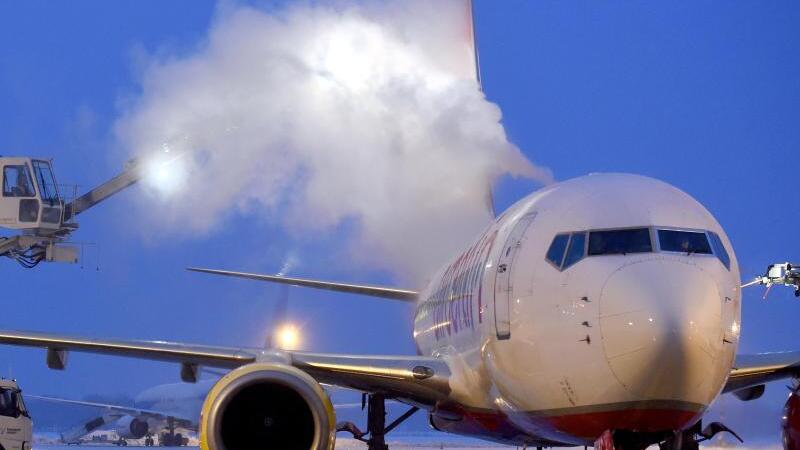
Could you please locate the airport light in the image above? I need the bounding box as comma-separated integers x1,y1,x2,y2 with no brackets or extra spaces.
275,323,301,350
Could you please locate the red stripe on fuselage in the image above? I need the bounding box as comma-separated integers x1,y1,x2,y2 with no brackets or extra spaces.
435,405,702,445
543,408,701,439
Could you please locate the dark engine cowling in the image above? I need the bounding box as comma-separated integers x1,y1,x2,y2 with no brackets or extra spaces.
114,415,149,440
200,363,335,450
784,386,800,450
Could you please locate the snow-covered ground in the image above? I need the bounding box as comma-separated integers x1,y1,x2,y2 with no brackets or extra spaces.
31,433,783,450
33,445,511,450
30,444,784,450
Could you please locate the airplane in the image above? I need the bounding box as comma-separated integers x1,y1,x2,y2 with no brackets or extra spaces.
29,384,201,447
0,173,799,450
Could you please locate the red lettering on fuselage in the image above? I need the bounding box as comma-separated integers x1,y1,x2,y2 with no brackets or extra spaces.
418,228,498,340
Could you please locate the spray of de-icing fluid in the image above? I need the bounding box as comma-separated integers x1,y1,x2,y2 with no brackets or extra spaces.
117,0,552,282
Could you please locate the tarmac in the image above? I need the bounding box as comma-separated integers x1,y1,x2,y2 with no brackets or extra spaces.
31,440,783,449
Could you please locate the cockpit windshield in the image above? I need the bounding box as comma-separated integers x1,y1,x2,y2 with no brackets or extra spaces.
545,226,732,272
31,160,59,203
658,229,712,254
588,228,652,256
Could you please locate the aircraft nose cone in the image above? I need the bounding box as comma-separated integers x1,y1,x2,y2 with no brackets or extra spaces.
600,259,723,402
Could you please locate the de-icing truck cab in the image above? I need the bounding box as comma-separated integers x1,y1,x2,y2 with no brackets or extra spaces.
0,157,64,232
0,379,32,450
0,155,144,267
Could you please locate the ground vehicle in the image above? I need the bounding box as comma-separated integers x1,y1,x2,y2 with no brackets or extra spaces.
0,379,32,450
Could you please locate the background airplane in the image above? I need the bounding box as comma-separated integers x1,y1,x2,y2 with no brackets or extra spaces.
29,278,302,446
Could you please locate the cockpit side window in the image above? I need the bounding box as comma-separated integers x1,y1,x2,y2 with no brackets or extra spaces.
3,165,36,198
708,231,731,270
588,228,652,256
658,229,712,255
563,232,586,269
546,234,569,268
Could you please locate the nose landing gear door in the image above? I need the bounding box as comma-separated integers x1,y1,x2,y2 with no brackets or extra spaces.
494,211,537,340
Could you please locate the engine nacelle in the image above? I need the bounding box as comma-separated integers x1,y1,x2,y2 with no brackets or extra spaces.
784,387,800,450
200,363,336,450
114,415,149,440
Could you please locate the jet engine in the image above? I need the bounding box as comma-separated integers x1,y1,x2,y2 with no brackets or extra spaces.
199,363,336,450
784,385,800,450
114,415,149,440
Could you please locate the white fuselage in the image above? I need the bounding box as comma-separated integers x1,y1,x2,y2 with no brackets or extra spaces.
413,174,741,445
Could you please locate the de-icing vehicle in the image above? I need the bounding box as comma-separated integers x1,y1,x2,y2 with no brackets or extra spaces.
0,379,32,450
0,156,142,268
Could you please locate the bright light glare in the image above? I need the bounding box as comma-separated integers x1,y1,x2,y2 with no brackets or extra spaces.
142,154,186,197
274,323,301,350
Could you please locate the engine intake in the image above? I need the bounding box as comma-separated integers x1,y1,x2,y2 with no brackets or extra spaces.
200,363,335,450
114,415,149,440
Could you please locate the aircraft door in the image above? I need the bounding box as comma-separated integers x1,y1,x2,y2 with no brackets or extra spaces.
494,211,537,340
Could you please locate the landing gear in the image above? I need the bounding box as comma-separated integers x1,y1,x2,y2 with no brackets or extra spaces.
336,393,420,450
159,417,187,446
595,430,657,450
114,438,128,447
660,421,742,450
159,432,186,446
595,422,742,450
144,435,155,447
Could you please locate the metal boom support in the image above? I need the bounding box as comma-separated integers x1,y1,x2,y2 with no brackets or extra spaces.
63,160,142,221
743,262,800,298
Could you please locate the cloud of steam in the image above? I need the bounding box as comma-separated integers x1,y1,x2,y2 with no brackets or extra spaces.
116,0,552,282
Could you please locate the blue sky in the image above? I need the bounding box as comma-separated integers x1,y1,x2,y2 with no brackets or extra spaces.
1,0,799,440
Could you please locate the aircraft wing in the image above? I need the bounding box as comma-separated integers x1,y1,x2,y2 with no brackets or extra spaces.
187,267,419,301
724,351,800,393
28,394,196,426
0,330,451,408
0,330,258,371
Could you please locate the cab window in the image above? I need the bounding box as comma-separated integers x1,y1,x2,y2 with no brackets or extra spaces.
15,391,28,418
708,231,731,270
658,229,712,254
588,228,652,256
546,234,569,268
3,165,36,197
0,389,18,418
32,160,59,203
